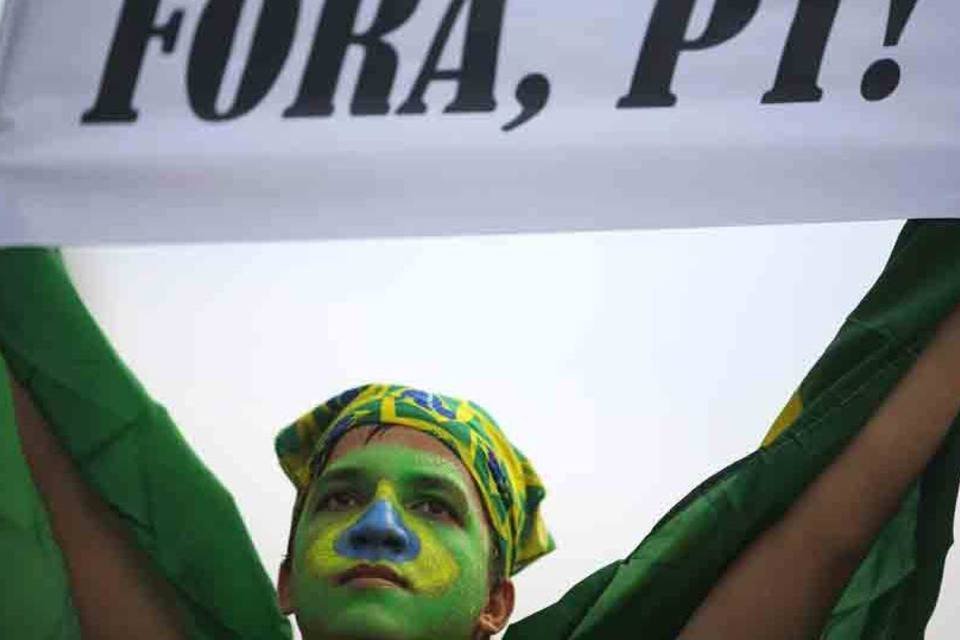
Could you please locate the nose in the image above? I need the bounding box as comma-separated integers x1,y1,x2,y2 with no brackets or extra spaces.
335,500,421,563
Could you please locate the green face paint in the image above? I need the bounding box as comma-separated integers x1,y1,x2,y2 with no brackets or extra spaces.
291,443,492,640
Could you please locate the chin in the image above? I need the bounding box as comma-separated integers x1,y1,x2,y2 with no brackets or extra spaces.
299,606,478,640
297,599,419,640
294,584,479,640
324,609,407,639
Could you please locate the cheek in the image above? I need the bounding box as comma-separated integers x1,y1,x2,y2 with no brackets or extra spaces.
401,518,462,595
297,514,356,580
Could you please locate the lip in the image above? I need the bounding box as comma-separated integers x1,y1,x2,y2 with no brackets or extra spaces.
336,564,411,591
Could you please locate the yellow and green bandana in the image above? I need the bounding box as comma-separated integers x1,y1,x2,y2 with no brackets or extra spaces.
275,383,554,576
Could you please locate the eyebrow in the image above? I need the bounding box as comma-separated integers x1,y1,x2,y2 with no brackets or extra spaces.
405,471,472,512
315,466,368,487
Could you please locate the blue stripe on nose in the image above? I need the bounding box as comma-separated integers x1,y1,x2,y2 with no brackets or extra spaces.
334,500,421,563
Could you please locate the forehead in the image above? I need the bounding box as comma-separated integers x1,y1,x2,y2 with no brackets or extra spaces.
317,425,483,505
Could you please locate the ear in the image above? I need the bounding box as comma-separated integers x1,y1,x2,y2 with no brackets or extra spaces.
476,578,515,636
277,560,294,615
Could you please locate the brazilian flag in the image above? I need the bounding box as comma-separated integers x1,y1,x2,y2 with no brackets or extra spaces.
506,219,960,639
2,219,959,639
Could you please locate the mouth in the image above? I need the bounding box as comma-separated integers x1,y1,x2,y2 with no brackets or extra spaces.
336,564,411,591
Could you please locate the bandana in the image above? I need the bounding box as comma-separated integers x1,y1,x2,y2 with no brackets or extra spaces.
275,383,554,576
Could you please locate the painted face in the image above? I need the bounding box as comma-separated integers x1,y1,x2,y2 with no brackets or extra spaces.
290,427,493,640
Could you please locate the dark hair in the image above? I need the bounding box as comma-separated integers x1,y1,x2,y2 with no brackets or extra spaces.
281,424,505,589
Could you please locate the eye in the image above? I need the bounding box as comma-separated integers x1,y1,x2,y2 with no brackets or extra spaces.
410,499,457,523
317,491,361,512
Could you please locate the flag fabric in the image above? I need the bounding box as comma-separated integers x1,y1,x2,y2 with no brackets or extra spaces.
0,249,292,639
505,219,960,639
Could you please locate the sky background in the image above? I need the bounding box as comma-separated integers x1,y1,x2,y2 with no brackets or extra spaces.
61,220,959,637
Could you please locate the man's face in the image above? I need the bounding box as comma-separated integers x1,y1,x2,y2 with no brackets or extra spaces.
287,425,497,639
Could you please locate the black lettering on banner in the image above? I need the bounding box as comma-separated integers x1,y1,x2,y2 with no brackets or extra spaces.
81,0,184,123
617,0,761,108
761,0,841,104
283,0,419,117
396,0,504,115
501,73,550,132
861,0,919,101
188,0,299,121
79,0,917,131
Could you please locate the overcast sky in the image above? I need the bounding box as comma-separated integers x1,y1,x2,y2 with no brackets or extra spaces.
63,220,958,638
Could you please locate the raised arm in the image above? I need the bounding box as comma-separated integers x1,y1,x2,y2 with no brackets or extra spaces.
501,221,960,640
0,248,291,640
9,367,186,639
679,301,960,638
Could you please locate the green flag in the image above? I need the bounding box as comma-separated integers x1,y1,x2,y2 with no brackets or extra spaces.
0,249,292,639
505,219,960,639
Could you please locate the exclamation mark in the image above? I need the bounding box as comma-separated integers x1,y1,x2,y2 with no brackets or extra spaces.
861,0,919,101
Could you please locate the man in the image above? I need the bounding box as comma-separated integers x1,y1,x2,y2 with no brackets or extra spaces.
2,220,959,639
272,383,553,639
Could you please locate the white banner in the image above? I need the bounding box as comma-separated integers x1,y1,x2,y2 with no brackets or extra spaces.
0,0,955,244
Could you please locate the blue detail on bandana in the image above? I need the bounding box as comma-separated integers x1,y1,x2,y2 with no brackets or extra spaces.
335,500,421,563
